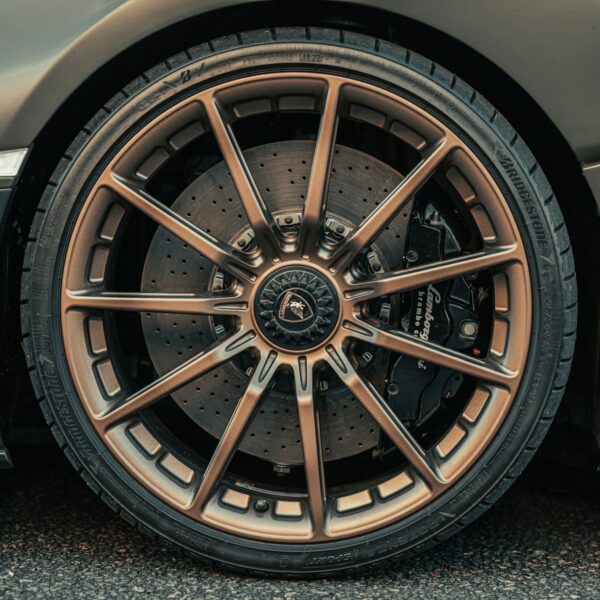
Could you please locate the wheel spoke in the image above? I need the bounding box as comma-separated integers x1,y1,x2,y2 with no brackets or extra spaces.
325,347,445,490
97,328,256,429
202,94,281,260
343,245,519,301
64,290,248,316
297,81,342,256
328,136,456,272
101,172,257,282
293,357,327,538
189,351,279,513
345,319,517,389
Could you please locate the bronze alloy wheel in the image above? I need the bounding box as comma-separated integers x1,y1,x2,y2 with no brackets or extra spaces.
22,29,575,574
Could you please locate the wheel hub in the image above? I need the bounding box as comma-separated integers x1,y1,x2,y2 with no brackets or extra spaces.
255,266,339,351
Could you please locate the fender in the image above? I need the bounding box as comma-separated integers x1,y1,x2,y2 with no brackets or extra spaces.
1,0,600,168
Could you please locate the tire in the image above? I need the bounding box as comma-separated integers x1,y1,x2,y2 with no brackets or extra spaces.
21,27,576,576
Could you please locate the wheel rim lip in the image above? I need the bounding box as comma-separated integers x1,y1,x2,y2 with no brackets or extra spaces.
58,68,532,543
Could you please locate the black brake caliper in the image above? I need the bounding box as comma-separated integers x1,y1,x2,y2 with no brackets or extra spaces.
386,203,479,426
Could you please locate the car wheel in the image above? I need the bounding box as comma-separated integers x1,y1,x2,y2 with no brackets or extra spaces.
21,28,576,575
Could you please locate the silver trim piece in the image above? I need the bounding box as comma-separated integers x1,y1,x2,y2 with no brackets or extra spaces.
0,148,28,178
582,160,600,212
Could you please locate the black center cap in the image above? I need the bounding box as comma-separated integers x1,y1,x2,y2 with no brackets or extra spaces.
255,267,339,350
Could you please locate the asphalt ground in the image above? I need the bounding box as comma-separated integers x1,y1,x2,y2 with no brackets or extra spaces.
0,445,598,599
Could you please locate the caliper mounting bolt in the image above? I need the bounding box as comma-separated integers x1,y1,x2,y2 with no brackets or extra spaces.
406,249,419,264
460,320,479,339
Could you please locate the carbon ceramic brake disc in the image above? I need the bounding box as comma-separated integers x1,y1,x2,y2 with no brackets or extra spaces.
141,140,410,464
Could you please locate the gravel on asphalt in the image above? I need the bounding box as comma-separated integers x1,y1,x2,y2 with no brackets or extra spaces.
1,445,599,599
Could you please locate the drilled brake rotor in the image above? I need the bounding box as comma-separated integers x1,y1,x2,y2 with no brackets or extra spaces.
141,140,410,464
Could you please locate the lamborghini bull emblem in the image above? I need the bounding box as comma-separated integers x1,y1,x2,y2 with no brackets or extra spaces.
278,291,314,323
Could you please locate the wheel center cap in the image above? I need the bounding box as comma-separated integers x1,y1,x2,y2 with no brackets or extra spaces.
255,266,339,350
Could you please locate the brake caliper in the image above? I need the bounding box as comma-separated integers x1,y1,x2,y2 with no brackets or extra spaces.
386,203,480,425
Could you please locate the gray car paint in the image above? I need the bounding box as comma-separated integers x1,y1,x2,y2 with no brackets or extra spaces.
0,0,600,166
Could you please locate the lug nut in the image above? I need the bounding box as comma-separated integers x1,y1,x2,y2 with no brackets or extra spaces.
213,272,225,291
254,499,269,513
378,302,391,324
358,351,373,368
